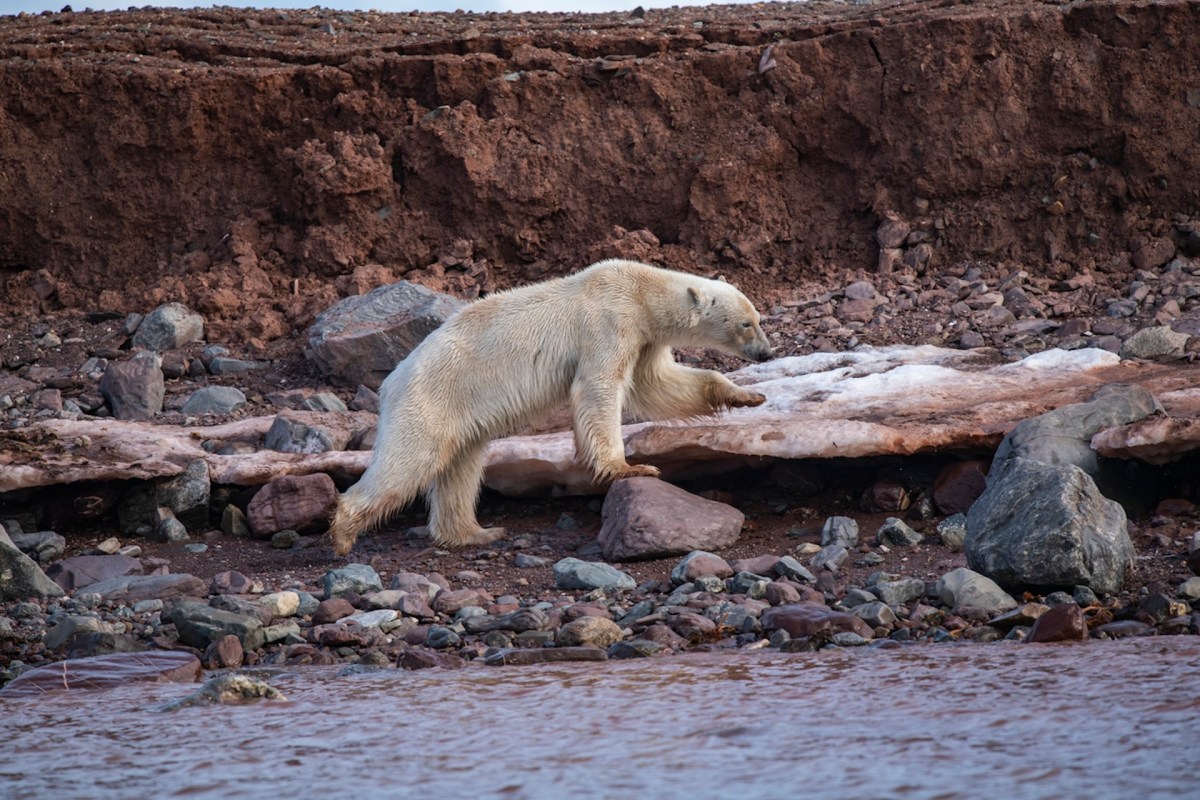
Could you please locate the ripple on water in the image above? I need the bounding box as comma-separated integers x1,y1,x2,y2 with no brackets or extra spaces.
2,638,1197,799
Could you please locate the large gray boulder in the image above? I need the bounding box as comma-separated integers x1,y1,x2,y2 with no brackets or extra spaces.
0,539,65,600
306,281,466,389
988,383,1158,483
598,477,744,561
965,458,1134,594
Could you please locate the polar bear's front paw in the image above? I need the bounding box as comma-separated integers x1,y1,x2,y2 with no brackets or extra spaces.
609,463,661,481
729,391,767,408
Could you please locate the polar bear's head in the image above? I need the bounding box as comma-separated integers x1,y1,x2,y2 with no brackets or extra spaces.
687,281,773,362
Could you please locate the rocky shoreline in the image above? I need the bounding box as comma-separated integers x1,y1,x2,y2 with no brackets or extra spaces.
3,260,1200,692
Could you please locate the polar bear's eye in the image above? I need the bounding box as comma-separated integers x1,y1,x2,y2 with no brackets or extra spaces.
741,321,752,328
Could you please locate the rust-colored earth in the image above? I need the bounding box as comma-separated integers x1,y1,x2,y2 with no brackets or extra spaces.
1,1,1198,616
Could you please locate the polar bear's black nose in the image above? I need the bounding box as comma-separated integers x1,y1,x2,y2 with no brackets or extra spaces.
752,345,774,362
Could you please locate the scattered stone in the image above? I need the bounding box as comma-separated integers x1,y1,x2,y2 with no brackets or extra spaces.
821,516,858,548
811,544,848,572
263,413,337,454
44,615,113,651
557,616,624,647
760,603,874,639
1177,576,1200,602
259,591,301,620
937,515,968,550
203,635,244,669
935,568,1017,614
221,504,250,537
118,459,210,534
1091,620,1155,639
171,601,266,651
45,554,142,591
932,460,989,514
208,357,264,375
1026,603,1088,643
598,477,744,561
181,386,247,415
10,531,66,563
514,553,548,568
323,563,383,598
312,597,356,624
484,647,609,666
210,570,253,596
99,351,164,420
966,459,1135,594
988,603,1050,631
553,558,636,591
432,588,489,616
1119,326,1191,359
608,640,667,659
0,540,66,600
773,555,816,583
80,573,203,604
341,609,398,628
851,601,897,629
870,576,926,607
131,303,204,352
876,518,923,548
670,550,734,584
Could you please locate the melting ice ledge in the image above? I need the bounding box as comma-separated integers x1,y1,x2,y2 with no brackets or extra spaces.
2,346,1198,496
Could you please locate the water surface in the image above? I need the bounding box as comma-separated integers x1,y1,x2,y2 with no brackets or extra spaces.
3,638,1195,799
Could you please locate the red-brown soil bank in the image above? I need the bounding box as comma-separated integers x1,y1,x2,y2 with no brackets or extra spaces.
1,0,1198,344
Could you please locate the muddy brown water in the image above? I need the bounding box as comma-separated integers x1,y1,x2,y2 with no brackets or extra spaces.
2,638,1195,799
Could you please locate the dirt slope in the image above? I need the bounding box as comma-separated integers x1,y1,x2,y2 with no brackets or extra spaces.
1,0,1198,343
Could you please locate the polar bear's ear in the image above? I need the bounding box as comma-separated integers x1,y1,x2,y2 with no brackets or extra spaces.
687,286,704,325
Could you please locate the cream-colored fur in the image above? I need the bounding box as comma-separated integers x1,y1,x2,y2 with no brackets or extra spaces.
328,259,772,554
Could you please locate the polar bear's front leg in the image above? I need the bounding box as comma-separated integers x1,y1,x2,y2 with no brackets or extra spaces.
570,373,661,483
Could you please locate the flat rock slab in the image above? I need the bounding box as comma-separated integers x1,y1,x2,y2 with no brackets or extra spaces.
483,646,609,666
80,573,206,603
46,554,144,591
2,347,1199,496
0,650,201,697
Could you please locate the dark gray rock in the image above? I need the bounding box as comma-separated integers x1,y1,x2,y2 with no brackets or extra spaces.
323,563,383,598
131,303,204,352
118,459,210,535
207,357,263,375
1119,326,1190,359
869,576,926,607
598,477,744,561
773,555,816,583
45,554,143,591
263,413,336,454
821,516,859,548
100,351,164,420
876,518,923,548
937,514,968,550
989,383,1159,483
171,601,265,651
10,531,66,563
966,459,1134,594
306,281,466,389
553,558,636,591
811,544,848,572
181,386,247,415
0,541,65,600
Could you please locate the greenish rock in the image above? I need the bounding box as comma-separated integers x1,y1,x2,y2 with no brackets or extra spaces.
552,558,636,591
170,601,265,651
0,541,65,601
323,563,383,598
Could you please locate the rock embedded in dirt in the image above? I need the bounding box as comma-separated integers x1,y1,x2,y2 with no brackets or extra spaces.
937,515,968,551
876,518,923,548
10,531,66,564
966,459,1134,595
1026,604,1088,643
935,568,1017,614
45,554,143,592
306,281,466,389
99,351,164,421
130,303,204,352
597,477,744,562
0,539,66,601
246,472,338,537
323,563,383,598
553,558,636,592
81,573,206,603
557,616,624,648
670,550,734,584
170,600,266,651
821,516,859,548
181,386,247,415
760,603,873,640
1119,326,1191,359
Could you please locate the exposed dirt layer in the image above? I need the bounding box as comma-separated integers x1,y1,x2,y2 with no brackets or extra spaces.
2,0,1200,344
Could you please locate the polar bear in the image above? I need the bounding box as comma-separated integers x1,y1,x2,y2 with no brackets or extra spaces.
328,259,772,555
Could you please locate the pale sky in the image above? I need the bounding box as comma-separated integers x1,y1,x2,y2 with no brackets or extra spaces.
0,0,742,16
